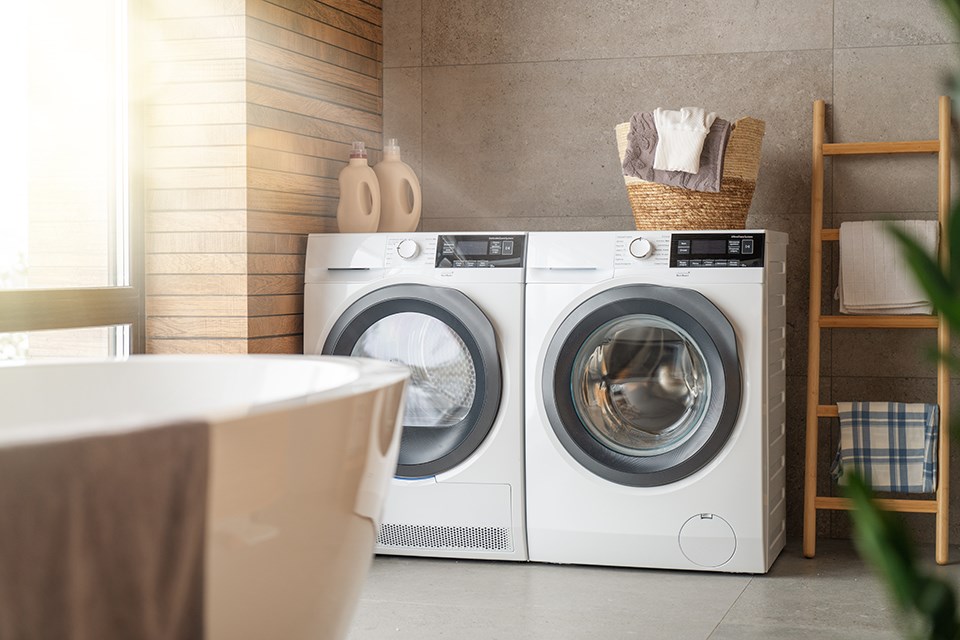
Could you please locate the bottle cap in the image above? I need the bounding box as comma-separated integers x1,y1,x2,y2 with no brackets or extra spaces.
350,141,367,159
384,138,401,155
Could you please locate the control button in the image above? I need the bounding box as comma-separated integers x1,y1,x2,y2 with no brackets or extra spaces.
629,237,654,259
489,243,501,255
676,260,689,268
728,241,741,254
702,259,715,267
741,238,754,254
502,240,514,255
397,239,420,260
439,257,453,268
691,260,702,267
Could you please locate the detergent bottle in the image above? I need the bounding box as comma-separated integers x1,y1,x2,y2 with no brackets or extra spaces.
373,138,421,232
336,141,381,233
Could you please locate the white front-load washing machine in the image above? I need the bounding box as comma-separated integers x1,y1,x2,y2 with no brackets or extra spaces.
304,232,527,561
525,230,787,573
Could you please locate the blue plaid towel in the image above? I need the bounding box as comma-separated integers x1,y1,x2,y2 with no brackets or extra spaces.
831,401,939,493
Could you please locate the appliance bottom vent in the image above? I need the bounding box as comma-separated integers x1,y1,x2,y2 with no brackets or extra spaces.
377,523,511,551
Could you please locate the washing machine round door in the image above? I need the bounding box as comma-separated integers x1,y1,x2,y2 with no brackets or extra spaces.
542,283,741,487
323,284,501,478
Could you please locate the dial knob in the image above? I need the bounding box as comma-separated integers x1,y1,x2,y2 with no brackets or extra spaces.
629,237,654,259
396,239,420,260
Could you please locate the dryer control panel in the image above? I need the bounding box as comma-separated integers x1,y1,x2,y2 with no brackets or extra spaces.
669,232,765,268
435,234,526,268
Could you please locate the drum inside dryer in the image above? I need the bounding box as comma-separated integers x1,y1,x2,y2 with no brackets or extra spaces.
572,314,711,457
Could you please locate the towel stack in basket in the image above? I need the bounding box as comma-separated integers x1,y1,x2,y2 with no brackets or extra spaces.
615,106,765,231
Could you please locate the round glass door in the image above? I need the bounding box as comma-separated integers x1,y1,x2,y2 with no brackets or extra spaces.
351,312,477,428
572,315,711,457
542,284,741,487
323,284,502,478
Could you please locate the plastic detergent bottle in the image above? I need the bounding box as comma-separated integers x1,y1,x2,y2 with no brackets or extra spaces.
336,141,381,233
373,138,421,232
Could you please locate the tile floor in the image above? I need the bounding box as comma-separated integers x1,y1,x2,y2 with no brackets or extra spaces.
348,540,959,639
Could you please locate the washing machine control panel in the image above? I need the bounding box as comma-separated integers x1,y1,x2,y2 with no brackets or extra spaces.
435,234,526,268
670,232,765,268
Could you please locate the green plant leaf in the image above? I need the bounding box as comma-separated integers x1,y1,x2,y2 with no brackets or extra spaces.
846,473,960,639
949,199,960,286
846,474,918,608
888,224,960,329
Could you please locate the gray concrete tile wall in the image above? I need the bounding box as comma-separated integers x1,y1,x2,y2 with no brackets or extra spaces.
835,0,960,47
420,0,833,65
382,0,959,546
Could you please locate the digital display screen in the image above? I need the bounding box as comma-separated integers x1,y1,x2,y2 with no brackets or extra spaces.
457,240,489,255
692,239,727,254
436,234,525,268
670,233,764,268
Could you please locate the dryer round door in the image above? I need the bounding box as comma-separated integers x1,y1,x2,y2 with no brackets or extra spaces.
324,284,502,478
542,283,741,487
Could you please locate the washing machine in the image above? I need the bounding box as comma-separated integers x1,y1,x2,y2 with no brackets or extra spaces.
525,230,787,573
304,232,527,561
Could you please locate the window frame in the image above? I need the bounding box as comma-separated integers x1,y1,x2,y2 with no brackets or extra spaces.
0,0,144,354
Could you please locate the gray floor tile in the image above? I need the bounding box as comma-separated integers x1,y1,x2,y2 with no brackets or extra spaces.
349,541,960,640
709,622,901,640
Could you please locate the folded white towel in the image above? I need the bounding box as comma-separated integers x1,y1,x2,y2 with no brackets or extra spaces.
652,107,717,174
839,220,939,315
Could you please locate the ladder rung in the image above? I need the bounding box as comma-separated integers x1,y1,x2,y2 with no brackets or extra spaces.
820,228,839,241
822,140,940,155
819,315,939,329
815,496,938,513
816,405,839,417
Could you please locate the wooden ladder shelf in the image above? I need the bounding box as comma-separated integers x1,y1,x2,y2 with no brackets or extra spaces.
802,96,952,565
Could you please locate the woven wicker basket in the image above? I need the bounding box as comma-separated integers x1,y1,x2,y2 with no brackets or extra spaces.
615,117,765,230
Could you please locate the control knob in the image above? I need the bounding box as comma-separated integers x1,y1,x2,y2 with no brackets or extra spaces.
396,239,420,260
629,237,654,259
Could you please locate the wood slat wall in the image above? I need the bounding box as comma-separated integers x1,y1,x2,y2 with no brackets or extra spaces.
144,0,249,354
144,0,383,354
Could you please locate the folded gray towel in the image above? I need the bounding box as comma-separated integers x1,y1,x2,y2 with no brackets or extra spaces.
0,422,209,640
622,111,732,193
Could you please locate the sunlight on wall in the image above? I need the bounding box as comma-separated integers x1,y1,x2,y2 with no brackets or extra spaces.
0,5,29,286
0,1,126,293
0,1,127,360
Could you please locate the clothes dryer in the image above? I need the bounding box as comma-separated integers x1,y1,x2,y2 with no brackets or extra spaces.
305,232,527,561
525,230,786,572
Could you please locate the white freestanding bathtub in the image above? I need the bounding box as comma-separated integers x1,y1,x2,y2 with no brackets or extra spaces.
0,355,408,640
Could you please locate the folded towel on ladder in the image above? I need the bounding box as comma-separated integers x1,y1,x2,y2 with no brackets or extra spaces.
831,401,939,493
838,220,939,314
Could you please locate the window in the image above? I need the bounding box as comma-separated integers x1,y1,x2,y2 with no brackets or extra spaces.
0,1,141,359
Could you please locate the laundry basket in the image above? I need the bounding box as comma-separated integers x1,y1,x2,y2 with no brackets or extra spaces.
614,117,765,230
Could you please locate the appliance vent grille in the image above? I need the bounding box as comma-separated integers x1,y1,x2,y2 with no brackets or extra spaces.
377,523,511,551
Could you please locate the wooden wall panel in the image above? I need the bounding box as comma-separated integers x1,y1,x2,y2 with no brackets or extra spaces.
143,0,383,354
144,0,249,352
246,0,382,352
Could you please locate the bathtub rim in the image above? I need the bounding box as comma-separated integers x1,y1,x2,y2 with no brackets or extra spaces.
0,354,409,446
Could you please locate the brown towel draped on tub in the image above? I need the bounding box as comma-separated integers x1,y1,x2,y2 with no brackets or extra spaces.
0,422,209,640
